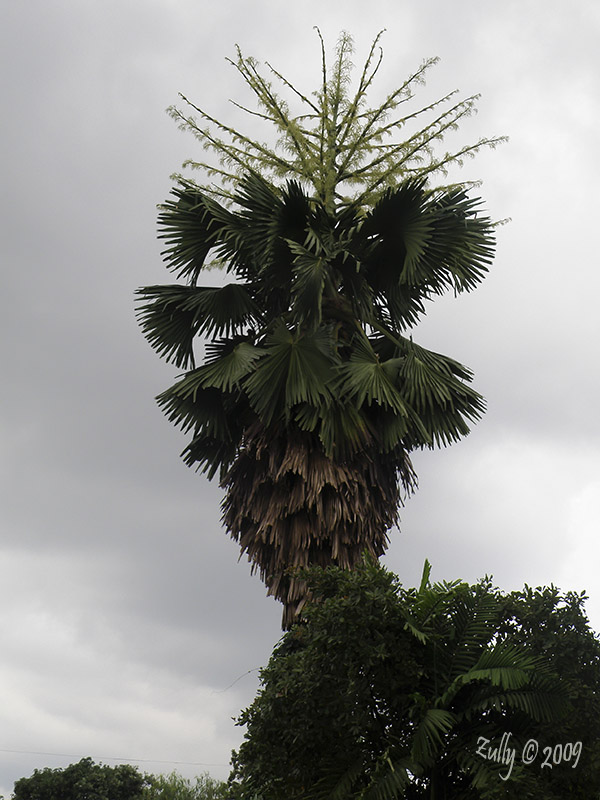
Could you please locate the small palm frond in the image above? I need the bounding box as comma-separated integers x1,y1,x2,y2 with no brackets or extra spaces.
365,406,411,453
231,173,288,266
359,180,495,328
156,382,231,436
157,186,218,281
243,324,337,424
197,340,266,392
421,189,495,293
466,684,570,724
468,641,538,684
441,641,569,726
182,433,239,479
419,558,432,593
394,340,486,447
334,337,409,416
135,283,261,368
135,285,202,368
287,241,328,330
156,377,249,479
410,708,457,764
443,592,501,680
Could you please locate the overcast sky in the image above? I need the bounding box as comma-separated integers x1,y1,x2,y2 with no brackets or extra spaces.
1,0,599,795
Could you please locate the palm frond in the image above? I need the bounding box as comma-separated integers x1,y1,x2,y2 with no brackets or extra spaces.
411,708,457,764
156,382,229,435
197,340,266,393
466,683,570,723
314,400,373,459
360,181,495,324
244,324,336,425
287,241,328,330
157,186,217,281
444,592,501,680
334,337,409,415
395,340,486,447
135,283,260,368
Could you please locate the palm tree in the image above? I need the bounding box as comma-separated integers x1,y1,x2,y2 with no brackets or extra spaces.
136,31,501,626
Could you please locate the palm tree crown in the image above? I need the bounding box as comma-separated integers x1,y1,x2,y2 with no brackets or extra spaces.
137,31,500,625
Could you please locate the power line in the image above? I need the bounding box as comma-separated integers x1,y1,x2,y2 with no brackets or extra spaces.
211,667,260,694
0,748,228,768
0,669,262,769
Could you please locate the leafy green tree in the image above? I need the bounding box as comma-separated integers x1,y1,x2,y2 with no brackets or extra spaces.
12,757,146,800
493,584,600,798
142,770,229,800
228,560,581,799
137,31,502,625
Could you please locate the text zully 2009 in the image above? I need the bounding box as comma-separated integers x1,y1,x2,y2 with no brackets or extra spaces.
475,732,582,781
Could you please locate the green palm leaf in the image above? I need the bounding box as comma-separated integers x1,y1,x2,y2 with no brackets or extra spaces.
315,401,373,459
136,283,260,368
156,382,227,433
395,341,485,447
443,592,501,680
157,186,218,281
155,384,244,478
287,241,328,331
244,324,336,424
334,338,409,415
197,340,266,392
411,708,457,764
359,181,495,329
366,407,411,453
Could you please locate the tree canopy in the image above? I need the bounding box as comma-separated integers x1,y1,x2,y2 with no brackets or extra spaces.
10,762,229,800
228,560,600,799
11,758,146,800
143,770,229,799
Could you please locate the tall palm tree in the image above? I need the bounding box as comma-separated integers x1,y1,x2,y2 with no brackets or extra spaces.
136,31,500,626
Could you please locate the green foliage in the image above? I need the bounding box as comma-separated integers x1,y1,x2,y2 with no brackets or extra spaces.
11,758,146,800
10,763,230,800
142,771,229,800
138,171,493,480
227,560,600,799
494,585,600,799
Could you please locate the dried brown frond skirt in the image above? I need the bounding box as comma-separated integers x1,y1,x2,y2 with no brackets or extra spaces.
221,421,415,628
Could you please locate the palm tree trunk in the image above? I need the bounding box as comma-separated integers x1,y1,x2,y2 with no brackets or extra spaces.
220,420,414,627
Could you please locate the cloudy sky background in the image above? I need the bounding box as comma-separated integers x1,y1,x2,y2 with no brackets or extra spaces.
1,0,599,794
